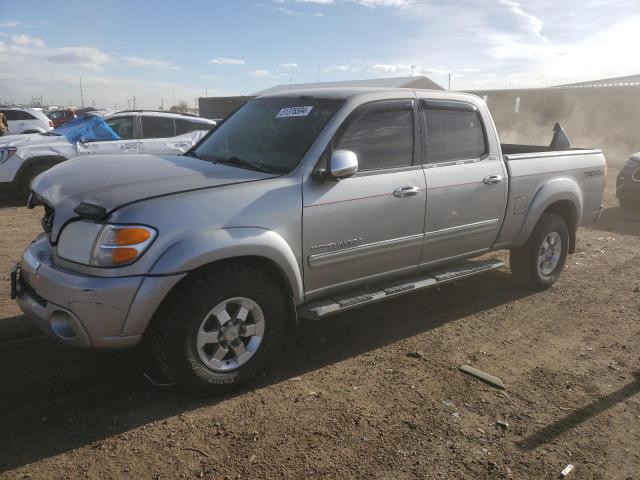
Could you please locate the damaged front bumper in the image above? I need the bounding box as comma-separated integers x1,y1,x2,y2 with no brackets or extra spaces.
13,235,184,349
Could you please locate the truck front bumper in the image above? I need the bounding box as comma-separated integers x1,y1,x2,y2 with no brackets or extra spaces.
13,236,184,349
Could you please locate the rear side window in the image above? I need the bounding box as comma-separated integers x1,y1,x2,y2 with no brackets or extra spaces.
141,116,176,139
424,107,487,163
175,118,212,135
1,110,36,121
336,106,414,171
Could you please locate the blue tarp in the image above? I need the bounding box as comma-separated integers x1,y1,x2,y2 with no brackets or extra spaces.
52,116,121,143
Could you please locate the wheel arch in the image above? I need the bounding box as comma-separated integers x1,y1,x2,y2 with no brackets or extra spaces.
15,155,68,192
514,178,583,253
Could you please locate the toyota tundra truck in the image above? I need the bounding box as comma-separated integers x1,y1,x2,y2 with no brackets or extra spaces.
11,88,606,393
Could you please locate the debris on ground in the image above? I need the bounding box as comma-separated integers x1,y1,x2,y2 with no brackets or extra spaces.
459,364,506,390
496,420,509,430
561,464,574,477
407,350,426,359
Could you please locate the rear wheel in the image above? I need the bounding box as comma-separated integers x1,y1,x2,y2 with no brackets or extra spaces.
149,262,288,394
510,213,569,290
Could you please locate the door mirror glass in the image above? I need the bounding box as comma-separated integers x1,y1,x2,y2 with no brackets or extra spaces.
329,149,358,179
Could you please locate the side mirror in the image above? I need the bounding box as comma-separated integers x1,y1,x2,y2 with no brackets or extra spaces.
329,149,358,179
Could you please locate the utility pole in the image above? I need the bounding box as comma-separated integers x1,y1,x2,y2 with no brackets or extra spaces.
161,98,164,111
132,96,136,110
205,88,208,97
127,98,131,109
411,65,416,77
448,73,452,91
79,76,84,108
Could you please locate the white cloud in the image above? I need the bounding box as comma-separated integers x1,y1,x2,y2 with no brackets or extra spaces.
47,47,111,69
11,34,45,48
279,62,300,69
249,69,271,77
497,0,546,40
124,56,179,69
0,21,19,28
294,0,334,4
208,56,245,65
350,0,412,7
369,63,411,75
324,64,359,72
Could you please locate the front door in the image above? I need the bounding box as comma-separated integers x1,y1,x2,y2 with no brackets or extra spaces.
419,99,508,267
302,99,426,298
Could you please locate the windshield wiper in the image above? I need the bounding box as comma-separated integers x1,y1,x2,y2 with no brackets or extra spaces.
216,156,275,173
183,150,200,159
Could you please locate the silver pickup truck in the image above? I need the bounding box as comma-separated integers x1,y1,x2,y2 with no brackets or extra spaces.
12,88,606,393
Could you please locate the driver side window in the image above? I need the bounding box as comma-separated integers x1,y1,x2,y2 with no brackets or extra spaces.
106,116,134,140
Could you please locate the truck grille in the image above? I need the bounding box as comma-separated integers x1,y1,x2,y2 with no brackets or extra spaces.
41,204,54,235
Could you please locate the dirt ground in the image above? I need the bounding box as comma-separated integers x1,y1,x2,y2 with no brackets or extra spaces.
0,170,638,480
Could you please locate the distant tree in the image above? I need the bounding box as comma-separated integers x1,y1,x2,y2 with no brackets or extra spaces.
170,100,189,113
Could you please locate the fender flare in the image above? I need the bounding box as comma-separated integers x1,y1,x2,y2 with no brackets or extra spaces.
150,227,304,304
514,177,583,248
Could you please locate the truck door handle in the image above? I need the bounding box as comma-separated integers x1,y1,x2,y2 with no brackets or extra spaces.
393,186,421,198
119,143,137,150
483,175,503,185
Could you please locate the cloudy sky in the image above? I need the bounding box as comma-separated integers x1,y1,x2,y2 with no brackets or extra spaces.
1,0,639,108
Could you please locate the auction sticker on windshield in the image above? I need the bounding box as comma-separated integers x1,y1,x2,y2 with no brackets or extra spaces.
276,106,314,118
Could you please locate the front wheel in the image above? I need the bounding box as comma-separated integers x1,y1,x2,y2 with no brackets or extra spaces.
510,213,569,290
149,263,288,394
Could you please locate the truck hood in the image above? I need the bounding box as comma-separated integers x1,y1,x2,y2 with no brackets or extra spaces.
31,154,278,240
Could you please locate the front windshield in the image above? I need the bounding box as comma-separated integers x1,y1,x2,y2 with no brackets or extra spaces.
193,96,344,173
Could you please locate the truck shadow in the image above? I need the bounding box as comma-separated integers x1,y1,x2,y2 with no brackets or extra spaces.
0,269,528,472
517,372,640,451
585,205,640,237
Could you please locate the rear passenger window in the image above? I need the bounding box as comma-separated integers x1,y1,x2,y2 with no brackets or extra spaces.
175,118,211,135
337,107,414,171
424,108,486,163
141,116,176,139
2,110,35,121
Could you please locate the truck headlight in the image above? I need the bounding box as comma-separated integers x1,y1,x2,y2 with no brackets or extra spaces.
0,147,18,165
58,222,157,267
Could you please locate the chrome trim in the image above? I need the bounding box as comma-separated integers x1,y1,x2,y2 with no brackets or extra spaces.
424,219,500,242
308,233,424,269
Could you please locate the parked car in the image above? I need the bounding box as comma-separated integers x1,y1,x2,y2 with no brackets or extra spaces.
12,88,605,394
0,107,53,134
616,153,639,209
48,109,77,129
0,110,215,196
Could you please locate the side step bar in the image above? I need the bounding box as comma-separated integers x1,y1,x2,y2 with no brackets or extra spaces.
298,258,505,320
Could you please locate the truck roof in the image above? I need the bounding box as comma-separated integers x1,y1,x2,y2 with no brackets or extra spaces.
257,87,482,103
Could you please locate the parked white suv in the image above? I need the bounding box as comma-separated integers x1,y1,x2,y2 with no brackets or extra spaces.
0,107,53,134
0,110,215,196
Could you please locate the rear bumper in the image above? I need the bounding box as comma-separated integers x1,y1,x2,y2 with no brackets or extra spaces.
14,236,184,349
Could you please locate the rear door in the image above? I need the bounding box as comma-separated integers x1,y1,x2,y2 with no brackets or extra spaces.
302,99,426,298
138,115,196,155
77,115,139,156
419,99,508,266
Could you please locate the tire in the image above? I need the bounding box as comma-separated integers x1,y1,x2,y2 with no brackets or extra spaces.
149,262,288,394
510,212,569,290
20,163,53,196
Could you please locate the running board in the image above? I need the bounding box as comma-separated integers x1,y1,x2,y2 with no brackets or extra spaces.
298,258,505,320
